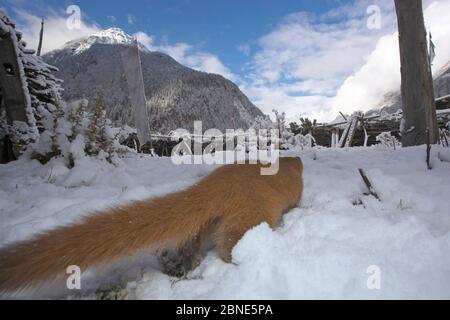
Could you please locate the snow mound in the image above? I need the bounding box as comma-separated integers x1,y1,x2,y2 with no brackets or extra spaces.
1,146,450,299
131,147,450,300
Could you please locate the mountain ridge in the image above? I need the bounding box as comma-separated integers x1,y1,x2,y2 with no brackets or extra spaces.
368,62,450,116
43,28,264,134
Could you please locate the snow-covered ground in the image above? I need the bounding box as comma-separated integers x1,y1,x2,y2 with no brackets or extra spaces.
1,146,450,299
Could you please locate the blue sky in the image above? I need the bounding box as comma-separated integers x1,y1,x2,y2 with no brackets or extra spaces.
2,0,450,121
3,0,340,76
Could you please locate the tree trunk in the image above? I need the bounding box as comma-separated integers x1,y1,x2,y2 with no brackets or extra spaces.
394,0,438,146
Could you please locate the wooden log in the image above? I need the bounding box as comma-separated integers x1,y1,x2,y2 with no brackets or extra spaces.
358,169,381,201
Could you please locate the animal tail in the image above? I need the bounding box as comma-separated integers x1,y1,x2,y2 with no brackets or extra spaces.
0,187,219,294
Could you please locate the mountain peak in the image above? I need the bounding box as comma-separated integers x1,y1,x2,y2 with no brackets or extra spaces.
91,28,134,45
62,27,146,55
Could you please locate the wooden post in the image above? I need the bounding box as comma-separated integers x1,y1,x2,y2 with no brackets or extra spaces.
37,18,44,57
441,129,449,147
344,117,359,147
338,119,351,148
363,127,369,147
426,128,432,169
1,135,17,163
394,0,438,146
331,128,338,148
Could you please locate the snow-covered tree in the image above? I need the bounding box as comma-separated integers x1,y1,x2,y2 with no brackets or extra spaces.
289,122,301,135
250,110,318,150
376,132,401,149
289,133,316,150
251,115,274,131
0,10,63,157
273,109,296,150
298,117,317,135
86,93,110,157
32,95,131,167
1,11,130,166
251,114,275,150
439,127,450,147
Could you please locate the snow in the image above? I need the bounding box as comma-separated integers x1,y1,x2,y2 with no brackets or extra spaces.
1,146,450,299
0,155,217,247
436,94,450,102
437,108,450,115
63,28,148,55
234,100,255,127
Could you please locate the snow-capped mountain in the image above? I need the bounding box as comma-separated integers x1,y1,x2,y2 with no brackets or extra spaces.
368,61,450,115
56,28,148,57
43,28,263,133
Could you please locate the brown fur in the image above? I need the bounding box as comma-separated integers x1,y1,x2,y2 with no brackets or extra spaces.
0,157,303,293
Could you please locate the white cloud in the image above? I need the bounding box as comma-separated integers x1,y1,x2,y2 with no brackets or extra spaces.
11,1,450,123
10,7,235,81
127,14,136,25
243,0,450,122
134,31,155,48
237,44,251,56
332,0,450,118
250,2,396,85
424,1,450,74
332,33,400,115
155,42,191,63
12,9,101,55
241,0,398,121
241,83,334,122
107,15,116,23
184,53,236,80
134,32,236,81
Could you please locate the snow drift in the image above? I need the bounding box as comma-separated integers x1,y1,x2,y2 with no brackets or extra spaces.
0,146,449,299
